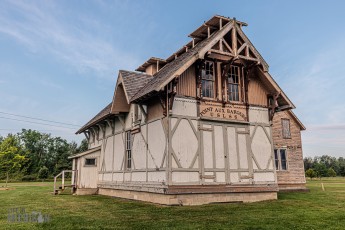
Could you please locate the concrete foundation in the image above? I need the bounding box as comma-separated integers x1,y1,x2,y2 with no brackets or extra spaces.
97,188,277,205
76,188,98,195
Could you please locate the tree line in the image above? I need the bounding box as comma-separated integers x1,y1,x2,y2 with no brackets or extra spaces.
304,155,345,179
0,129,87,184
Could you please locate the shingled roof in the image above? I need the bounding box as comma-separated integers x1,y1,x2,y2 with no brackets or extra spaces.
76,102,112,134
130,22,231,102
119,70,153,101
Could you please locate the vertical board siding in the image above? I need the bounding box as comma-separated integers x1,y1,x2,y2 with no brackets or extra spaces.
248,77,268,107
112,84,130,113
176,64,196,97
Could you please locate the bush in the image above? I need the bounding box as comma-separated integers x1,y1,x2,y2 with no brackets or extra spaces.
37,166,49,180
21,175,37,181
306,168,316,180
328,168,337,177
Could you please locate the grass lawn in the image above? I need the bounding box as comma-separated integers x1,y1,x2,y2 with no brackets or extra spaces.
1,178,345,229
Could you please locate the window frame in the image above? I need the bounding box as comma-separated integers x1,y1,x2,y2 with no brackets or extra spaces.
281,118,291,139
226,65,242,102
125,131,132,170
84,158,97,167
274,148,288,171
201,60,216,99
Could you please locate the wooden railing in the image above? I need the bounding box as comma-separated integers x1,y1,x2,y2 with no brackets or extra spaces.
53,170,77,195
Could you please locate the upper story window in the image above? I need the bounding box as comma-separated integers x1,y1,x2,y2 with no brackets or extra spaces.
201,61,215,98
227,65,241,102
282,119,291,138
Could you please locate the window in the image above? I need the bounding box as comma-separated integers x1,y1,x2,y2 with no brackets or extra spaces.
227,65,241,101
274,149,287,171
85,158,96,166
282,119,291,138
201,61,215,98
125,131,132,169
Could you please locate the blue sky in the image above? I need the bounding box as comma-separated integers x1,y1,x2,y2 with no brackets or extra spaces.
1,0,345,157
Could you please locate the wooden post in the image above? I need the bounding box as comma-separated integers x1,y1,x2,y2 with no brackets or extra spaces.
192,38,195,48
62,171,65,190
219,18,222,29
232,25,237,56
207,26,210,38
54,175,57,194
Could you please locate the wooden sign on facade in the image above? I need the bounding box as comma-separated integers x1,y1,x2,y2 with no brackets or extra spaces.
199,101,247,122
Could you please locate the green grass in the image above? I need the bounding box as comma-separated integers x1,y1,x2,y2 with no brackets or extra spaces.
1,178,345,229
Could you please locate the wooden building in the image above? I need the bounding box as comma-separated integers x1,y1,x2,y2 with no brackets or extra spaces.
69,15,307,205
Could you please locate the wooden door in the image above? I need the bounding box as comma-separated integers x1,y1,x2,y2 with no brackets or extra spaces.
200,121,253,185
225,125,253,184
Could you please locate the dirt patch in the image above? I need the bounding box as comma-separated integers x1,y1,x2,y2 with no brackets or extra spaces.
0,187,16,191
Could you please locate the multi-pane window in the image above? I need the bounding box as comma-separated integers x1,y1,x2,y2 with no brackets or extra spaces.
227,65,241,101
274,149,287,171
125,131,132,169
201,61,215,98
282,119,291,138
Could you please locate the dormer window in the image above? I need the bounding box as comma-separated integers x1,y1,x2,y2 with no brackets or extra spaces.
227,65,241,102
201,61,215,98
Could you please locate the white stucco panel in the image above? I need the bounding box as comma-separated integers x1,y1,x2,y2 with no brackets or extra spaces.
148,120,166,169
227,127,237,170
251,126,272,170
172,172,199,183
172,98,197,117
254,172,275,182
132,133,147,170
249,107,269,124
214,125,225,169
113,133,124,171
172,119,198,168
104,137,114,171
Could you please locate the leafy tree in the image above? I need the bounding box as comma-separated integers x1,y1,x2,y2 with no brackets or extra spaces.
0,135,26,187
77,139,88,153
328,168,336,177
313,163,328,179
305,168,316,180
37,166,49,180
304,157,314,171
18,129,50,176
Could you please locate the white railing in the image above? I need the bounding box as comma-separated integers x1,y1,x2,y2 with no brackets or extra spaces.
53,170,77,194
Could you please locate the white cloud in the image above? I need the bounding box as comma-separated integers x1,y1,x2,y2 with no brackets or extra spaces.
0,0,141,79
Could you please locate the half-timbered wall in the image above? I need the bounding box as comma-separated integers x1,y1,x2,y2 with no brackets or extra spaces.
95,103,167,190
169,96,276,186
272,111,306,189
